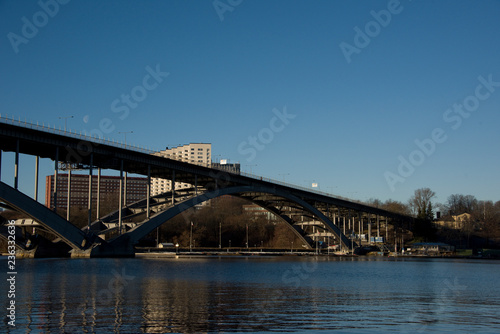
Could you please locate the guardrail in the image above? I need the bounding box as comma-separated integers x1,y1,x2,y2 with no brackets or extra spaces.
0,114,157,155
1,114,365,206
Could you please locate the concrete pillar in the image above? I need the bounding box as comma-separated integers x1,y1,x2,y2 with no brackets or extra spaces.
67,169,71,221
87,154,93,230
118,160,123,235
377,215,380,238
54,147,59,212
367,213,372,244
358,212,362,242
34,156,39,201
0,150,2,180
171,170,176,205
124,172,127,206
146,165,150,220
14,139,19,189
97,168,101,219
348,209,351,231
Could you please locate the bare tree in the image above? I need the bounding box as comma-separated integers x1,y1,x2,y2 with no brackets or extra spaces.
477,200,500,247
382,199,410,215
409,188,436,220
447,194,478,215
409,188,436,241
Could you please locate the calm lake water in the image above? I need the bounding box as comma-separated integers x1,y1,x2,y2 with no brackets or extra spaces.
1,255,499,333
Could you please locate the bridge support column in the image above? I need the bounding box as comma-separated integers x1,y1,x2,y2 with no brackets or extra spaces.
358,212,362,243
53,147,59,212
171,170,175,205
124,172,127,206
0,149,2,180
118,160,123,235
146,165,150,219
87,153,93,230
34,156,39,201
367,213,372,244
67,169,71,221
97,168,101,219
14,139,19,189
377,215,380,238
343,216,346,236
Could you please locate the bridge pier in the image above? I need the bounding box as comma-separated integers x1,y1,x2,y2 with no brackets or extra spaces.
71,237,135,258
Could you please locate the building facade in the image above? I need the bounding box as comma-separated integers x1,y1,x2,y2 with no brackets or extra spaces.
151,143,211,196
45,173,148,210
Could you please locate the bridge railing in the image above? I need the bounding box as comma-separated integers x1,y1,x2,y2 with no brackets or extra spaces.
212,166,364,205
0,114,158,155
2,114,367,207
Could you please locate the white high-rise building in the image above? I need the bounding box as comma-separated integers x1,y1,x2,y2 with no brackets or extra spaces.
151,143,211,196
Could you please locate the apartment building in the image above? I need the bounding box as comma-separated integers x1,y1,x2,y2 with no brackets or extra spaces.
45,173,148,210
151,143,211,196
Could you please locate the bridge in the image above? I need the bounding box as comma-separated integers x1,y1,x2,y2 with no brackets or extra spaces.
0,115,412,257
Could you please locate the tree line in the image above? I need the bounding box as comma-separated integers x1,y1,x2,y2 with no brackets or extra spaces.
366,188,500,248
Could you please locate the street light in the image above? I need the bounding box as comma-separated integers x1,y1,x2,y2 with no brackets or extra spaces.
279,173,290,183
245,164,257,174
58,116,74,131
118,131,133,145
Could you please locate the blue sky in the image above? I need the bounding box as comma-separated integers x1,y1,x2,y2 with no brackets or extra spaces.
1,0,499,205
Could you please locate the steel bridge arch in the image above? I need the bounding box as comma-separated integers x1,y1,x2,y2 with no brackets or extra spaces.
111,185,353,251
0,181,97,251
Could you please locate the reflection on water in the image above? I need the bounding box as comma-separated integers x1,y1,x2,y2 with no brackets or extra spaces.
1,256,500,333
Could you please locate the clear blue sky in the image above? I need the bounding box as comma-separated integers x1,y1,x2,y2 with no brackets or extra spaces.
1,0,499,205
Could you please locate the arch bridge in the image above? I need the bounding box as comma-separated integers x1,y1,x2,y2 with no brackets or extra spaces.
0,116,412,257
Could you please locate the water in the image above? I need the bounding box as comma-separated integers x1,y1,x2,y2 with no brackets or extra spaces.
1,256,499,333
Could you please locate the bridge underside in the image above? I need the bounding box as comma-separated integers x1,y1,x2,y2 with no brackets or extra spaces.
0,181,101,257
85,185,359,257
0,120,411,257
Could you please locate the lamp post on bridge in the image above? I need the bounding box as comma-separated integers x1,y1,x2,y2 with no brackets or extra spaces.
279,173,290,183
58,115,73,132
118,131,133,145
245,164,257,175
